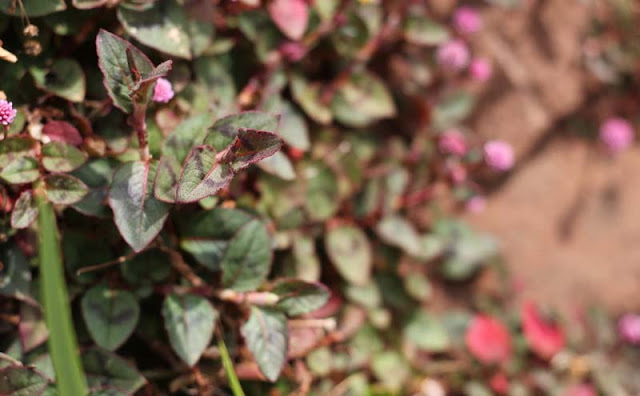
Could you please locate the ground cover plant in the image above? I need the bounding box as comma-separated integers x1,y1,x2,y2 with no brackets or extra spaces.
0,0,639,395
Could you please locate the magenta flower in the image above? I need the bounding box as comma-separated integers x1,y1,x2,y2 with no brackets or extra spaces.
469,58,492,82
453,6,483,35
439,129,468,156
436,39,470,71
484,140,515,171
599,117,634,153
466,196,487,213
465,315,512,364
618,313,640,344
0,100,17,126
153,78,174,103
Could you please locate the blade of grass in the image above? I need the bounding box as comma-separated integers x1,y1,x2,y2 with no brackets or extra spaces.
36,189,88,396
218,337,246,396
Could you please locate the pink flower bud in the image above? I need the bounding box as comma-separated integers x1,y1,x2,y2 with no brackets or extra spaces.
618,313,640,344
280,41,306,62
466,196,486,213
436,39,470,71
439,129,468,156
484,140,515,171
152,78,174,103
453,6,483,35
469,58,492,82
0,100,17,126
599,117,634,153
447,162,467,184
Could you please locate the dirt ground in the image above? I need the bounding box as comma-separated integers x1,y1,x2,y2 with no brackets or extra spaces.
458,0,640,314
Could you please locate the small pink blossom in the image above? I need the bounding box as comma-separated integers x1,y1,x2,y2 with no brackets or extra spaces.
618,313,640,344
439,129,468,156
489,373,509,395
453,6,483,35
562,384,597,396
153,78,174,103
470,58,492,82
436,39,470,71
280,41,306,62
0,100,17,126
466,196,486,213
484,140,515,171
599,117,634,153
465,315,512,364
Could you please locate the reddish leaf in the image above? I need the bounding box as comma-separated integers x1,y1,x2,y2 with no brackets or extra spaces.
521,302,564,359
43,121,83,146
268,0,309,41
465,315,511,364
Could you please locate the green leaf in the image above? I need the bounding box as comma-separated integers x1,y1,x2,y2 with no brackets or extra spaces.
179,208,272,291
241,307,288,382
371,351,410,391
36,192,88,396
71,159,116,218
0,247,33,301
404,15,450,45
155,114,214,203
120,248,171,285
41,142,87,172
404,310,450,352
0,138,37,168
272,280,330,316
331,71,396,127
325,225,372,285
81,285,140,351
0,0,66,16
43,174,89,205
0,157,39,185
432,91,475,129
176,145,233,203
30,59,86,103
303,161,339,221
0,366,49,395
227,129,284,171
257,151,296,181
290,75,332,125
11,190,38,229
375,215,422,256
72,0,108,9
205,111,280,150
162,294,217,366
82,348,146,393
276,101,310,151
220,218,272,292
96,29,155,113
117,0,214,59
109,160,170,252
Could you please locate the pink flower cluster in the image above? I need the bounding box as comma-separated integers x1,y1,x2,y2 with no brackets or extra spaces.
618,313,640,344
0,100,17,126
484,140,514,171
153,78,174,103
453,6,483,35
470,58,492,82
436,39,470,71
438,129,467,156
599,117,634,153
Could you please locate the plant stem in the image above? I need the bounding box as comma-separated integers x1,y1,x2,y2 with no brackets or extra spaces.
130,102,150,161
218,338,246,396
36,188,88,396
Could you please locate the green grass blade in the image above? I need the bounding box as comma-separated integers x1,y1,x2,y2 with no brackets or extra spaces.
36,191,88,396
218,338,246,396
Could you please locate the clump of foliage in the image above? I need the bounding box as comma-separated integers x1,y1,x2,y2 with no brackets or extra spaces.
0,1,638,395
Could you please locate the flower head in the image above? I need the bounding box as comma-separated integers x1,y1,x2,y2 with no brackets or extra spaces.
0,100,17,126
453,6,482,35
600,117,634,153
470,58,492,82
618,313,640,344
436,39,470,71
521,302,564,359
153,78,174,103
484,140,514,171
465,315,512,364
439,129,468,156
466,196,487,213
